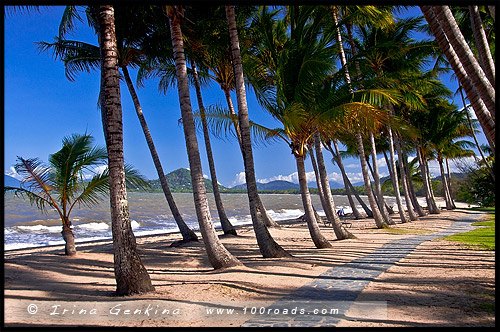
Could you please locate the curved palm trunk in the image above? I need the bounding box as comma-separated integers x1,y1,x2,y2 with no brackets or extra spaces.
169,9,241,269
308,144,328,223
96,5,154,295
369,132,395,225
226,5,291,258
295,154,332,248
121,66,198,244
431,6,495,118
421,6,495,152
327,141,369,218
191,60,237,236
400,135,426,217
444,159,457,209
223,88,279,228
469,6,495,86
438,155,454,210
61,217,76,256
314,134,355,239
394,132,419,221
416,144,440,214
356,132,386,228
386,126,408,223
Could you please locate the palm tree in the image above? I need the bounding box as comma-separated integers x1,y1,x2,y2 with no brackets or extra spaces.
468,6,495,86
95,5,154,295
4,134,145,256
167,5,242,269
226,5,292,258
421,6,495,152
37,6,199,245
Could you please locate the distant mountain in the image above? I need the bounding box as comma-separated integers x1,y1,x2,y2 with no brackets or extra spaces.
145,168,230,193
4,175,21,188
232,180,299,191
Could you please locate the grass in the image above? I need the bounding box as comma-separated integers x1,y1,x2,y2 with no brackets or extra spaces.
442,212,495,251
374,227,434,235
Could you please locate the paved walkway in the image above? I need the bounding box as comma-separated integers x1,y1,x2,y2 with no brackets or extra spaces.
242,215,479,327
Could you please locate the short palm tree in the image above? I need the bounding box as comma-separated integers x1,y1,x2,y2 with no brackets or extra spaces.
4,133,149,256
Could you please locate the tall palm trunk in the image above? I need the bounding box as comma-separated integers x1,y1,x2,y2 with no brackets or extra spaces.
96,5,154,295
459,87,495,181
168,8,241,269
444,158,457,209
191,60,237,236
438,155,454,210
308,144,328,223
356,132,386,228
394,132,419,221
415,144,440,214
223,88,243,148
295,153,332,248
399,135,426,217
421,6,495,152
226,5,291,258
469,6,495,86
121,66,198,244
314,134,354,239
431,6,495,118
386,126,408,223
369,132,395,225
326,141,369,218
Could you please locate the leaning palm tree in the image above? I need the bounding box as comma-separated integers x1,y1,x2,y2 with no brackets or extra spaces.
95,4,154,295
5,133,150,256
226,5,292,258
37,6,199,244
167,5,242,269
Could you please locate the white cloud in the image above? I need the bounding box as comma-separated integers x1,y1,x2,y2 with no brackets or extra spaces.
230,171,247,187
344,163,359,169
5,166,23,180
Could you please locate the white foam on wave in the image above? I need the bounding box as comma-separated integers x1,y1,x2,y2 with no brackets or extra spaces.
76,222,109,231
266,209,304,221
16,225,61,233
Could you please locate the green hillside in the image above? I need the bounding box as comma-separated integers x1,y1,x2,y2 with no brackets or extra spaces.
144,168,231,193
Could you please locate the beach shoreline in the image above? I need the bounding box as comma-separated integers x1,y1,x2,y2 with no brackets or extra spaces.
4,206,495,327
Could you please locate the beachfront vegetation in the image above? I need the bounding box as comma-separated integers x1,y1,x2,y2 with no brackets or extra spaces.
9,4,494,295
443,211,495,250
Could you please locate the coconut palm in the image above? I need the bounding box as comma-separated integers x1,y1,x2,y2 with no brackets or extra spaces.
37,6,200,244
226,5,292,258
94,5,154,295
167,5,242,269
5,133,149,256
421,6,495,152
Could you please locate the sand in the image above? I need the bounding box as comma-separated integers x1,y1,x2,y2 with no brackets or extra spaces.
3,204,495,327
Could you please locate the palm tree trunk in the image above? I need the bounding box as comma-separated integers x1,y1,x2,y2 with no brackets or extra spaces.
394,132,419,221
121,66,198,244
469,6,495,86
96,5,154,295
444,158,457,209
295,154,333,248
416,144,440,214
356,132,386,228
226,5,291,258
438,156,454,210
459,87,495,181
399,134,426,217
191,60,237,236
421,6,495,152
369,132,395,225
223,88,243,148
326,141,368,218
432,6,495,117
169,7,241,269
314,134,354,239
61,217,76,256
308,144,328,223
386,126,408,223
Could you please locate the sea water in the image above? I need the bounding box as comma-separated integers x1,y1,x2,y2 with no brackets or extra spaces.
3,192,404,251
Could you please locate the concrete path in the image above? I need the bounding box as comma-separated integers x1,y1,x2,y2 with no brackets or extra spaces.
242,214,479,327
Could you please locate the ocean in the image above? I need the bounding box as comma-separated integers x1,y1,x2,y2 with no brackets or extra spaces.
4,192,404,251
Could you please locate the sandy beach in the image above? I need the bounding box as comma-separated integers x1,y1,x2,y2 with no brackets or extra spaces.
3,205,495,327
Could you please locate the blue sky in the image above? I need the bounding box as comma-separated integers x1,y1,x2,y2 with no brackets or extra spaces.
4,6,487,188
